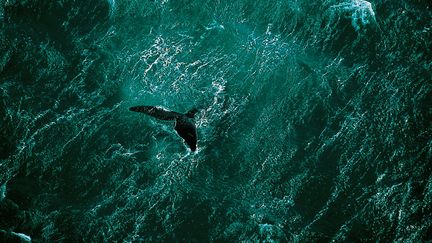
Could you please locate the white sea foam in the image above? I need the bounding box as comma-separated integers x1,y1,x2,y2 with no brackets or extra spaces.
11,232,32,242
107,0,116,17
0,183,5,201
329,0,377,31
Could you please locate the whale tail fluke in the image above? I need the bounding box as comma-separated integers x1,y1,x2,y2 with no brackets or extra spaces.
185,108,198,118
174,118,197,151
129,105,198,151
129,105,180,121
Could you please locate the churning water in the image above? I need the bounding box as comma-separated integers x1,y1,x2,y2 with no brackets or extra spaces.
0,0,431,241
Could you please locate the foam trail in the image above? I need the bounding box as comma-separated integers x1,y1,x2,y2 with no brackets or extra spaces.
107,0,116,17
0,183,5,201
330,0,377,31
11,232,32,242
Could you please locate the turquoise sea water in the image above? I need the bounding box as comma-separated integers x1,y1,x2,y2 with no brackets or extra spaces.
0,0,431,241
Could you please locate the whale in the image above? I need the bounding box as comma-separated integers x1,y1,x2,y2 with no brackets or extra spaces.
129,106,198,151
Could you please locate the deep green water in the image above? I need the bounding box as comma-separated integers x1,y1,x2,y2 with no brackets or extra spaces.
0,0,431,242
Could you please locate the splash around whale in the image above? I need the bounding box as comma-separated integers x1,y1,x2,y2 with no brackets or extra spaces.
129,106,198,151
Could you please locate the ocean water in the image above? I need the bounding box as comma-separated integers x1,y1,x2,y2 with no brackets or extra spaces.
0,0,431,241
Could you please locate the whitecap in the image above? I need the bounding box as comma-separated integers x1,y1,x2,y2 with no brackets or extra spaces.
0,183,5,201
11,232,32,242
107,0,116,17
329,0,377,31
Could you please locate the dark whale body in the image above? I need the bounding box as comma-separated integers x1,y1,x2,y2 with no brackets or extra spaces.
129,106,198,151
